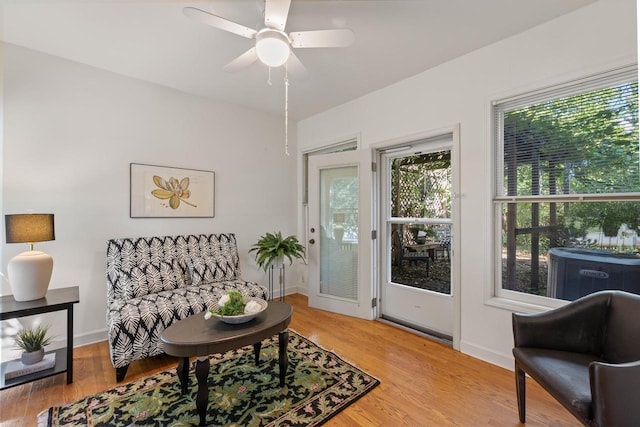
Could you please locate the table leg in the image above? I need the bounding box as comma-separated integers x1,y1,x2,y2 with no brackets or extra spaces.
177,357,189,395
195,357,210,426
278,329,289,386
253,341,262,365
66,304,74,384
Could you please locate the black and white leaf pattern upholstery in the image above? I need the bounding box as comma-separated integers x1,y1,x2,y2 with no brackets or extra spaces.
106,234,268,373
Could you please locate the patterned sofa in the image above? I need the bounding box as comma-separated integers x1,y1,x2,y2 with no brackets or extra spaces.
106,233,268,382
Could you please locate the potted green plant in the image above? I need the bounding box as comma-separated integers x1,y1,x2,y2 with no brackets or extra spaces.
14,325,53,365
249,231,306,271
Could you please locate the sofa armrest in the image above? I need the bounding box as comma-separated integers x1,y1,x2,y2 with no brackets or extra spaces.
512,291,611,354
590,360,640,427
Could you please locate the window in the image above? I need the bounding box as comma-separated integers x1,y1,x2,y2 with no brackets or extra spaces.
493,66,640,303
302,139,357,204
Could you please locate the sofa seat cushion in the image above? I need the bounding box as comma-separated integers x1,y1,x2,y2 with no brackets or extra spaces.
195,279,269,301
106,280,268,368
514,347,603,421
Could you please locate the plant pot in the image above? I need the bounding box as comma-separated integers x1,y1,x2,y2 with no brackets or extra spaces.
21,348,45,365
269,257,285,270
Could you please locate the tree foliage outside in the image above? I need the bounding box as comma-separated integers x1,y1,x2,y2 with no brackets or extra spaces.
391,151,451,219
329,176,359,241
389,151,452,245
504,83,639,197
499,79,639,296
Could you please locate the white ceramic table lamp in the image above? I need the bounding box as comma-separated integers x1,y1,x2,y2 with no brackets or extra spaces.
5,213,55,301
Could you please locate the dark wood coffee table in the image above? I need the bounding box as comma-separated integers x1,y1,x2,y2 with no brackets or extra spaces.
160,301,293,426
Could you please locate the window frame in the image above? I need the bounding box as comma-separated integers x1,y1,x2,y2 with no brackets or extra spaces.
491,64,640,309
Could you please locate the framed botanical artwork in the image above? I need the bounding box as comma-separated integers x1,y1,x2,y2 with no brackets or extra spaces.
130,163,215,218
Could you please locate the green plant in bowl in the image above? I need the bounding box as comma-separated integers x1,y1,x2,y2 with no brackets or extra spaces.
215,290,246,316
204,291,267,324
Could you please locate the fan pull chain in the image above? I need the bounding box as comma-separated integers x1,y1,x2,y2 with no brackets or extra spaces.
267,66,273,86
284,64,290,156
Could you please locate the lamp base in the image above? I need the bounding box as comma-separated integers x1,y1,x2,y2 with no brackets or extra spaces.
7,251,53,302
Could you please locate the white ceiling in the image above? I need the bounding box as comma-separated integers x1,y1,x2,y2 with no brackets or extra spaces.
0,0,595,120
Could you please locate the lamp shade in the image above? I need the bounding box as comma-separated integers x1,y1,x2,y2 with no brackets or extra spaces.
5,214,55,301
5,214,55,244
256,29,290,68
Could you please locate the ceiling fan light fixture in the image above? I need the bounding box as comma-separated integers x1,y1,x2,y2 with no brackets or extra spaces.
256,29,290,67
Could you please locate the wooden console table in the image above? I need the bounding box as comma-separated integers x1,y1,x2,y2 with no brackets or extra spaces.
0,286,79,390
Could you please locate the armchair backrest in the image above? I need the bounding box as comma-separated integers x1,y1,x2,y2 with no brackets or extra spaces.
603,291,640,363
512,291,609,355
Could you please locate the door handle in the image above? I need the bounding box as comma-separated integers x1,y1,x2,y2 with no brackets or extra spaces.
309,239,315,244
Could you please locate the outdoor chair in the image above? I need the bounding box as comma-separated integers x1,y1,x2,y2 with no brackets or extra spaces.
512,290,640,426
435,236,450,260
434,226,451,260
393,229,430,275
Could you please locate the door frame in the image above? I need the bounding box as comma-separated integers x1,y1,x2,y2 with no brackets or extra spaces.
372,125,461,350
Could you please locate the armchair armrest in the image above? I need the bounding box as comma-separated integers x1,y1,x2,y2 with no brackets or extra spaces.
512,291,610,354
590,360,640,427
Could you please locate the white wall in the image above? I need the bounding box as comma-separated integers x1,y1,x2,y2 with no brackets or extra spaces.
297,0,637,368
1,44,299,348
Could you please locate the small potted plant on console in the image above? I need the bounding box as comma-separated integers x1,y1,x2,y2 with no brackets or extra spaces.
14,324,53,365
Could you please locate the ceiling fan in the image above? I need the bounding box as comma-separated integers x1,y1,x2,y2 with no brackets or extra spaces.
183,0,355,78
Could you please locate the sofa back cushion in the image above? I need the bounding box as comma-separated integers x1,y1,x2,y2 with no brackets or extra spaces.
183,234,240,284
603,291,640,363
107,234,240,300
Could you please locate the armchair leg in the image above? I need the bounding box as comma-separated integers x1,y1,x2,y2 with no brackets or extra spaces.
515,363,526,423
116,365,129,382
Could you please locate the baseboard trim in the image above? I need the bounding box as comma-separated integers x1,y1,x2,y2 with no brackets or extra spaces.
74,329,108,348
271,285,298,300
459,340,513,370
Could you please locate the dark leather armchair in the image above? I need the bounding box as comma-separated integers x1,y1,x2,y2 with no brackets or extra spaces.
512,290,640,426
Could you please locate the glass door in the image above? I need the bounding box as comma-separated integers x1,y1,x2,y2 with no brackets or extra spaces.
380,137,454,338
307,150,374,319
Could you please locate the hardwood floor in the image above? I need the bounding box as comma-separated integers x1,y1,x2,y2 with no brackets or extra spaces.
0,293,579,426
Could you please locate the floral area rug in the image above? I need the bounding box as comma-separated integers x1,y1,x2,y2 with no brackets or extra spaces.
39,331,379,426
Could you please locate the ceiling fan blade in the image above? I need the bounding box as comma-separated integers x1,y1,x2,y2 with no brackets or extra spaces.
183,7,257,39
290,29,355,48
286,52,308,79
224,48,258,73
264,0,291,32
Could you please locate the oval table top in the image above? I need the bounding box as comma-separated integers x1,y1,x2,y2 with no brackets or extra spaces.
160,301,293,358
